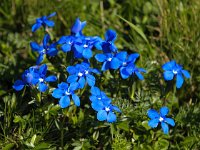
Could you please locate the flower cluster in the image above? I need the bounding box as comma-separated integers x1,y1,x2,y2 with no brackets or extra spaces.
13,64,57,92
13,12,191,132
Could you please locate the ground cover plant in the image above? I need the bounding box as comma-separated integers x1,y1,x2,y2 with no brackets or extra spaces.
0,0,200,149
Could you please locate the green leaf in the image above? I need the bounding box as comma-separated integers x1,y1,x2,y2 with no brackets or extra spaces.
2,143,15,150
117,15,149,44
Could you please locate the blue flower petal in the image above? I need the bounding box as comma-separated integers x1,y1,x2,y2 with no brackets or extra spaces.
165,118,175,126
135,71,144,80
116,51,127,61
101,61,110,71
95,54,106,62
36,54,44,65
72,94,80,106
105,29,117,42
147,109,160,119
78,77,86,89
111,106,121,113
89,95,97,102
13,80,25,91
66,66,77,74
92,100,104,111
71,18,82,34
44,20,55,27
69,82,79,91
97,110,107,121
120,67,130,79
74,44,83,53
163,71,174,81
86,74,95,87
148,118,159,128
162,60,176,71
83,48,92,59
161,122,169,134
38,82,48,92
67,75,78,83
32,23,42,32
61,44,71,52
47,48,58,56
59,95,70,108
39,64,47,75
45,75,57,82
58,82,68,89
127,53,139,63
43,34,50,48
30,42,41,51
110,57,121,69
90,86,101,96
160,106,169,116
107,112,117,123
176,73,184,88
52,89,64,98
47,12,56,18
181,70,190,78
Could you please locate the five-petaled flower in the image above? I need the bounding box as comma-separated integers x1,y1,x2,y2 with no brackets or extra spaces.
32,12,56,32
90,86,121,123
30,34,58,65
162,60,190,88
13,64,57,92
147,106,175,134
52,82,80,108
66,62,100,89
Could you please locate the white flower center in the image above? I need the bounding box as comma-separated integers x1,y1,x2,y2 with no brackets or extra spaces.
42,49,46,54
65,91,71,95
98,97,101,100
83,44,88,48
78,72,83,77
159,117,164,122
68,41,72,45
107,58,112,61
85,70,89,74
123,62,127,66
105,107,110,112
39,78,44,82
173,70,178,74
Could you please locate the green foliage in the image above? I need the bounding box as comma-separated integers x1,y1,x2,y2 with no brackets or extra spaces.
0,0,200,149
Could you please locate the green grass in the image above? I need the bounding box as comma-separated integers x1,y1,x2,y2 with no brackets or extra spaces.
0,0,200,149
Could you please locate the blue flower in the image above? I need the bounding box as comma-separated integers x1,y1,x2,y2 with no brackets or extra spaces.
57,35,78,52
13,67,39,91
35,64,57,92
123,63,146,80
66,62,100,89
32,12,56,32
147,106,175,134
89,86,121,123
71,18,86,37
162,60,190,88
13,64,57,92
102,29,118,53
52,82,80,108
95,53,121,71
89,86,111,105
30,34,58,65
73,38,94,59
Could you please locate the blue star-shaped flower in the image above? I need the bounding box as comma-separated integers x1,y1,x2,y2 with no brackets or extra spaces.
52,82,80,108
162,60,190,88
71,18,86,37
147,106,175,134
13,64,57,92
102,29,118,53
30,34,58,65
32,12,56,32
66,62,100,89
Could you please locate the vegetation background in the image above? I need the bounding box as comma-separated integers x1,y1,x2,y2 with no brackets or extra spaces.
0,0,200,149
